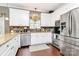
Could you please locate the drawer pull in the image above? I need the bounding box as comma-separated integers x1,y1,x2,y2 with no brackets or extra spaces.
7,45,9,47
11,46,14,49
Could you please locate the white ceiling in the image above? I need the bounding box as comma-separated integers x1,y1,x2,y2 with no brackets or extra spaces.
1,3,66,12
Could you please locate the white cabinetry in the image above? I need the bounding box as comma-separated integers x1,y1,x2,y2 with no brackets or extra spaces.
20,33,31,46
9,8,29,26
0,34,20,56
50,13,56,26
31,32,52,45
41,13,52,27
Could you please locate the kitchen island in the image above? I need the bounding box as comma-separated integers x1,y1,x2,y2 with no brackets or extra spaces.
31,32,52,45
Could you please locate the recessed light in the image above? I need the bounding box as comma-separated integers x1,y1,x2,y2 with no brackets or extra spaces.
5,17,9,20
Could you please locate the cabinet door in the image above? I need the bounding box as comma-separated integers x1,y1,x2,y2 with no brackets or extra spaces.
1,43,14,56
20,34,30,46
26,34,31,45
5,46,16,56
36,33,52,44
31,33,52,45
6,46,15,56
41,13,51,26
2,48,11,56
9,8,29,26
0,44,10,56
15,35,20,48
10,36,20,56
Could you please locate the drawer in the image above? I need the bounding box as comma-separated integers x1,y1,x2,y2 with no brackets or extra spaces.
1,44,15,56
0,38,15,55
0,43,9,55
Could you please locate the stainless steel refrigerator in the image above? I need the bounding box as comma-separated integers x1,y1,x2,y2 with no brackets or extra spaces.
60,7,79,56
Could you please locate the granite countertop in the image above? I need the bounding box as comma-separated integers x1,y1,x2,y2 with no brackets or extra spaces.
30,31,51,33
0,33,19,46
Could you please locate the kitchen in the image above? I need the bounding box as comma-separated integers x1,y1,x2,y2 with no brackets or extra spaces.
0,3,79,56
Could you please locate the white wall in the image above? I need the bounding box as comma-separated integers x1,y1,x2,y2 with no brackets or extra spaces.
52,3,79,21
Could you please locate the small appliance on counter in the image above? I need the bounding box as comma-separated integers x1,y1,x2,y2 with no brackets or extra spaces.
54,20,60,34
10,26,29,33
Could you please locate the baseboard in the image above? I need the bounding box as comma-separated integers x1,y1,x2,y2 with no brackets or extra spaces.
50,44,60,51
60,53,64,56
16,45,30,56
21,45,29,48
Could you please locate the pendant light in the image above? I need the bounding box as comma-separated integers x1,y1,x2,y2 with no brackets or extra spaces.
30,8,40,22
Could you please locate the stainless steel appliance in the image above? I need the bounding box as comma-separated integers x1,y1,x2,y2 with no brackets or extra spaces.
52,20,60,49
61,10,78,37
60,7,79,56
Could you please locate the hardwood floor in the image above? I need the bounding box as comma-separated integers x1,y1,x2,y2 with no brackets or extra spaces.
16,45,60,56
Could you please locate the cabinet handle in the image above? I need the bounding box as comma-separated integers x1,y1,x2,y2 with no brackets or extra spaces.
11,46,14,49
7,45,9,47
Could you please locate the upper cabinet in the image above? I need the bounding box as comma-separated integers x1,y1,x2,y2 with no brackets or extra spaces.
9,8,55,27
50,13,56,26
41,13,52,27
9,8,29,26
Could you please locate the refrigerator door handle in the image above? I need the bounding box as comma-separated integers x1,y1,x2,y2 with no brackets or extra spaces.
70,13,72,35
69,12,72,36
69,12,71,36
68,29,71,36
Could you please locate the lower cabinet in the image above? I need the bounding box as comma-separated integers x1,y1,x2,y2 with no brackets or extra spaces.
31,32,52,45
0,34,20,56
20,32,52,46
20,33,31,46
